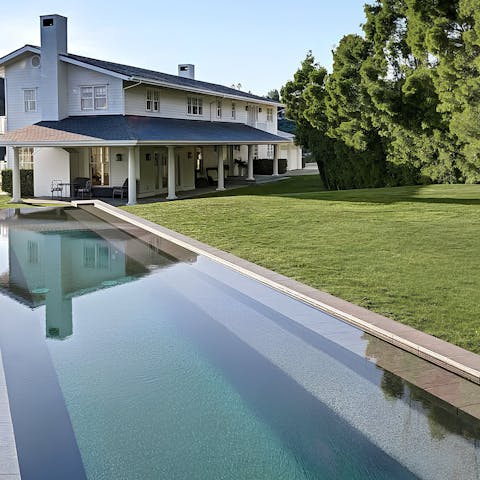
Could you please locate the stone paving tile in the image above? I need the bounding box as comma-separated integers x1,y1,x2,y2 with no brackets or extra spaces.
0,354,19,478
425,381,480,409
461,403,480,420
0,445,19,476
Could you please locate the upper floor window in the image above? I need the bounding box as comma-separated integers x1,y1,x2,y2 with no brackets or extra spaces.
187,96,203,116
146,89,160,112
23,89,37,112
216,100,222,118
81,85,107,111
267,107,274,122
231,102,236,119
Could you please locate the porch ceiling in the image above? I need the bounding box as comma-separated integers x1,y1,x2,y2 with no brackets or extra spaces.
0,115,292,147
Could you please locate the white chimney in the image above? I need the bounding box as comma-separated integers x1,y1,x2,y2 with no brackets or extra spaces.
40,14,68,121
178,64,195,80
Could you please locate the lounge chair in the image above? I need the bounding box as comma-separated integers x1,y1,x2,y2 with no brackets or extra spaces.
112,179,128,199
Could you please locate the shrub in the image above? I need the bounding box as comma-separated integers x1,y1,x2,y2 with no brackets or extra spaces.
1,169,34,197
253,158,288,175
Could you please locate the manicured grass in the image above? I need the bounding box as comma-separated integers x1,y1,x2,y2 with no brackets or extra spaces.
0,195,27,209
0,195,63,209
129,178,479,353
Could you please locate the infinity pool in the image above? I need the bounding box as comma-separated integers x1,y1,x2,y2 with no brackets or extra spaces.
0,207,479,480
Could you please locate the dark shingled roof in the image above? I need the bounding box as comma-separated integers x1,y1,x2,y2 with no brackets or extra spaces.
64,52,279,104
2,45,280,104
36,115,289,143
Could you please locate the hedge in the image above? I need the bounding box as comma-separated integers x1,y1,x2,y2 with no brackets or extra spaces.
1,169,34,197
253,158,288,175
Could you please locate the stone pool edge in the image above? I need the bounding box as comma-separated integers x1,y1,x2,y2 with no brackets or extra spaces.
0,352,21,479
73,200,480,387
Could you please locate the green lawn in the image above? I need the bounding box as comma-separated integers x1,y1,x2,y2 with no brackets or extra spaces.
0,195,28,209
0,194,64,209
124,178,480,353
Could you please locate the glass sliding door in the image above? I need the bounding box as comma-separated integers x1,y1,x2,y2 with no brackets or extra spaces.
90,147,110,186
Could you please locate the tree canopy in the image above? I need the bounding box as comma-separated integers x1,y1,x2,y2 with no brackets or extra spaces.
281,0,480,189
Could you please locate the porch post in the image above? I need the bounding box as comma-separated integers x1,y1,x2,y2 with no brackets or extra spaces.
272,144,279,176
10,147,21,203
216,145,225,191
247,145,255,181
167,145,177,200
127,146,137,206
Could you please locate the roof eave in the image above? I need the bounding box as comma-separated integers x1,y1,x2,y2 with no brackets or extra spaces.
1,138,291,147
0,45,41,67
1,140,138,147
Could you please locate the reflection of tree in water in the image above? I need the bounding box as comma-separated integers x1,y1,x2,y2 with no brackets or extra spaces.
381,371,404,400
365,335,480,441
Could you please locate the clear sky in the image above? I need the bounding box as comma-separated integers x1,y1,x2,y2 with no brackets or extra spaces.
0,0,367,96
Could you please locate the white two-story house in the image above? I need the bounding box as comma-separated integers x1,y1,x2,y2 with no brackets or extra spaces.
0,14,292,204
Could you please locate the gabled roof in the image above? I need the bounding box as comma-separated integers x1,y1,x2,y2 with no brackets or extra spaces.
0,115,292,147
0,44,281,105
0,44,40,66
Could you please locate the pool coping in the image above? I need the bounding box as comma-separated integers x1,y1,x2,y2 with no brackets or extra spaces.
0,352,21,479
72,199,480,388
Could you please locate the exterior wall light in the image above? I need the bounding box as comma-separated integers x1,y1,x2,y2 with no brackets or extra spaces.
116,153,123,161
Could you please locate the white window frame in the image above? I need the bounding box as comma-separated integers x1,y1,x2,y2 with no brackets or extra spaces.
19,147,34,169
187,96,203,116
267,144,274,159
267,107,274,122
216,100,222,118
23,89,37,112
231,102,236,119
146,89,160,112
81,85,108,111
94,85,107,110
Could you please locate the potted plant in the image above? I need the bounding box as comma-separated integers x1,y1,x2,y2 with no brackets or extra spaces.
234,159,247,176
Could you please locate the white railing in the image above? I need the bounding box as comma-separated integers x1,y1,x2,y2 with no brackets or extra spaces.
0,117,5,134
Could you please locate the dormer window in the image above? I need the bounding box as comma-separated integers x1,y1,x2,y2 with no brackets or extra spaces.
216,100,222,118
187,96,203,116
23,89,37,112
146,89,160,112
81,85,107,111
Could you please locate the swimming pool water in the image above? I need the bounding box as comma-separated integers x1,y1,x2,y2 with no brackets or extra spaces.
0,207,479,480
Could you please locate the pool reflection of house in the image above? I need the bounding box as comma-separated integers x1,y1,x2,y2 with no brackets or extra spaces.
0,207,196,339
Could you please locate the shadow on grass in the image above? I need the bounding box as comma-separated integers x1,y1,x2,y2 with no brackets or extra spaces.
205,180,480,207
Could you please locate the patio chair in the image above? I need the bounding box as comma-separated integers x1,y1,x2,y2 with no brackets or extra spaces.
71,177,90,197
76,180,92,199
112,179,128,199
51,180,63,199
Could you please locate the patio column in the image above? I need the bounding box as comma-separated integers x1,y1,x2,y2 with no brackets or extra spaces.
216,145,225,191
273,144,279,176
10,147,21,203
247,145,255,181
127,146,137,206
167,146,177,200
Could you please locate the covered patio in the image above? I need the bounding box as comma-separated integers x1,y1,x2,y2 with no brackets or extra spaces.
1,115,291,205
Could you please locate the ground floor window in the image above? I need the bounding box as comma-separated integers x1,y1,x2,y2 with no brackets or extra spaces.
267,144,274,159
19,147,34,169
90,147,110,186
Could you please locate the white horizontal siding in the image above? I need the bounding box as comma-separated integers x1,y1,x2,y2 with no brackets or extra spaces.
67,64,124,116
124,84,277,132
5,57,42,131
